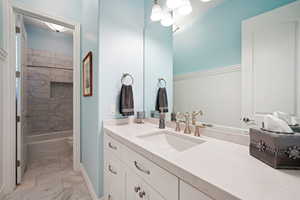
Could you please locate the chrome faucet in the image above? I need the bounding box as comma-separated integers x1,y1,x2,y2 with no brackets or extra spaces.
175,112,183,132
183,112,192,134
159,110,166,129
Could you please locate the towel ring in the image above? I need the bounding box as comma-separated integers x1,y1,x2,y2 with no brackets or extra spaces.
158,78,167,88
121,73,134,85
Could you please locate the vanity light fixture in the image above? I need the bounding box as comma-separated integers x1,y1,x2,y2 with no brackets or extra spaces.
177,0,192,16
151,0,163,21
166,0,184,9
161,12,174,27
45,22,66,32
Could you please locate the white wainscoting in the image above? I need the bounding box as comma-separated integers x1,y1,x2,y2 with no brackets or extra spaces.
0,48,8,197
174,65,243,128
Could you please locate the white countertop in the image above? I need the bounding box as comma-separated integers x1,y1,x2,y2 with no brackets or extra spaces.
104,122,300,200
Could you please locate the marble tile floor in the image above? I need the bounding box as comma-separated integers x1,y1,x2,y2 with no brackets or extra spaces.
3,153,92,200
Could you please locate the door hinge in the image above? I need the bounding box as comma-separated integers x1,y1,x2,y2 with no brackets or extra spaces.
16,115,20,122
16,71,21,78
16,26,21,33
16,160,21,167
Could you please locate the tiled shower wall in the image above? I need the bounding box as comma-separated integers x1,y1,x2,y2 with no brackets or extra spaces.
26,48,73,137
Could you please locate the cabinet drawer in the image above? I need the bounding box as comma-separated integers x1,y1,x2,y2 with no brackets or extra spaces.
180,181,213,200
104,151,126,200
127,168,165,200
123,145,178,200
104,133,124,159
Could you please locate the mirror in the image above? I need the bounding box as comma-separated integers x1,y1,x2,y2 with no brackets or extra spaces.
144,0,300,130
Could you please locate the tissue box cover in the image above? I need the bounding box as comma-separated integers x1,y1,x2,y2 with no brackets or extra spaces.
249,128,300,169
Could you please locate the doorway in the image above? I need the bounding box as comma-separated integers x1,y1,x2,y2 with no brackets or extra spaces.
3,5,81,192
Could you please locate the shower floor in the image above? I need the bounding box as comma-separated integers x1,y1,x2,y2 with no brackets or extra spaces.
3,152,92,200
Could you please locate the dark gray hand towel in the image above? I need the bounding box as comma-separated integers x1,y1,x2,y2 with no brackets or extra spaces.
156,88,168,113
119,84,134,116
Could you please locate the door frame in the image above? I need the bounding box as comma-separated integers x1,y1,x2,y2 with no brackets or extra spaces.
2,1,81,193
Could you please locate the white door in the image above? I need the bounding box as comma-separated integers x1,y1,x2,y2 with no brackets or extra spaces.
16,15,28,184
242,1,300,126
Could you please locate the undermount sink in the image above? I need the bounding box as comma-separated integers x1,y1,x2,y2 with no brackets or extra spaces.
137,131,205,153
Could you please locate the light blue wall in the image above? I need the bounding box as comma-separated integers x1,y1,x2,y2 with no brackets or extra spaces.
99,0,145,120
25,23,73,56
80,0,101,197
144,0,173,116
174,0,296,75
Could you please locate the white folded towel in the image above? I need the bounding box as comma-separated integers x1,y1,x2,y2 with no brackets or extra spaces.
263,114,293,133
273,111,298,126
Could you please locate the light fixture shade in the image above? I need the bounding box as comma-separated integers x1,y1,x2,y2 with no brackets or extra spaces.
177,0,192,16
151,4,163,21
45,22,66,32
201,0,212,2
166,0,184,9
161,12,174,27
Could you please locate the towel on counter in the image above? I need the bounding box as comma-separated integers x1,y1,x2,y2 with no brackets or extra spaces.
156,88,168,113
119,84,134,116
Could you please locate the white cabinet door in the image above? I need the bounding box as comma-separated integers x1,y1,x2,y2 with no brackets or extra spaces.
242,1,300,126
126,169,165,200
126,169,141,200
104,153,126,200
180,181,212,200
142,181,165,200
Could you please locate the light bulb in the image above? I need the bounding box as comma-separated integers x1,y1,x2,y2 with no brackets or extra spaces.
161,12,174,27
45,22,66,32
177,0,192,16
166,0,184,9
151,4,163,21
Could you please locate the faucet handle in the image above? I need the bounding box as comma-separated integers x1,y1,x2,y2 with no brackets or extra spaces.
176,112,184,121
192,110,203,125
192,110,203,117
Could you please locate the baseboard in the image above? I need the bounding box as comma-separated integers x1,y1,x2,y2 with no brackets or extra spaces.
80,163,102,200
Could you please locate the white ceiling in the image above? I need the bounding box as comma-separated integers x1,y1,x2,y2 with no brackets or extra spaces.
23,16,73,35
174,0,225,32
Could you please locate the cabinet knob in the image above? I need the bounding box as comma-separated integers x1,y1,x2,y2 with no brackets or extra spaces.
134,186,141,193
139,191,146,198
108,142,117,150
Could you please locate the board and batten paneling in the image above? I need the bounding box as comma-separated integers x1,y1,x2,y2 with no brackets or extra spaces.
242,1,300,125
174,65,243,128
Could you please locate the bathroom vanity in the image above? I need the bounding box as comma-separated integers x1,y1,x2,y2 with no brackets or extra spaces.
103,122,300,200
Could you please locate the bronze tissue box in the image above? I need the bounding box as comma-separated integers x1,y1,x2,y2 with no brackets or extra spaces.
249,128,300,169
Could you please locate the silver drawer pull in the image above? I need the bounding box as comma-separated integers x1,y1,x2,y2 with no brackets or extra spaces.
134,161,150,175
108,164,117,175
139,191,146,198
108,142,117,150
134,186,141,193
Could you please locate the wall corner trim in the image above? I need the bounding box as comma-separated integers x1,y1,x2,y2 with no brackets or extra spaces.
80,163,102,200
174,64,241,81
0,48,8,61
